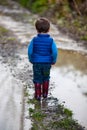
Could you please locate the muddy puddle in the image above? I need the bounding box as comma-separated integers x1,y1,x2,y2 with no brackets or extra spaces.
51,49,87,129
0,60,23,130
0,0,87,130
0,48,32,130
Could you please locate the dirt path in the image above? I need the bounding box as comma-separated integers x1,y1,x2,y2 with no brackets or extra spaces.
0,28,33,130
0,62,23,130
0,1,86,130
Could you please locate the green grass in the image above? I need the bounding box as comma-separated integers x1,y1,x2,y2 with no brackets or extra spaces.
63,108,73,117
19,0,48,13
51,118,78,130
25,89,83,130
0,26,8,36
80,35,87,41
32,111,46,121
0,0,8,5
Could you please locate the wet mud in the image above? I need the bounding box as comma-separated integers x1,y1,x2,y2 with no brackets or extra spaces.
0,0,87,130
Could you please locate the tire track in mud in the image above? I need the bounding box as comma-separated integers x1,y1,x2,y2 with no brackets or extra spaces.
0,61,23,130
0,41,32,130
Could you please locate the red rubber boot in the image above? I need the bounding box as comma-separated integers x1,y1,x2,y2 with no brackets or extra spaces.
42,81,49,98
35,83,41,101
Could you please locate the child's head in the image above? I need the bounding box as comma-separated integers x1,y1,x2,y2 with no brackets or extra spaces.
35,17,50,33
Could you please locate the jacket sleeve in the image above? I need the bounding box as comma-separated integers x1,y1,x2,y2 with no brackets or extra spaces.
28,39,33,63
51,40,58,64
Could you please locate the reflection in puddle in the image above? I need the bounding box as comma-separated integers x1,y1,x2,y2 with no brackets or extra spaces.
51,49,87,129
56,49,87,73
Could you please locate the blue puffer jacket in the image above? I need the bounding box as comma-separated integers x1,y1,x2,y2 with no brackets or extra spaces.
28,34,58,64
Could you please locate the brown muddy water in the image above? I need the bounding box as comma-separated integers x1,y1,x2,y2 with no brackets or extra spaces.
0,0,87,130
51,49,87,129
